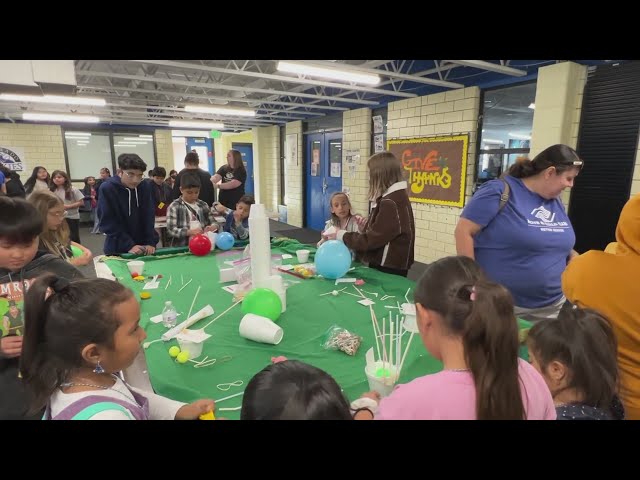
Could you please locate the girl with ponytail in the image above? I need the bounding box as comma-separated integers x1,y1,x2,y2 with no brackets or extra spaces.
359,256,556,420
20,274,214,420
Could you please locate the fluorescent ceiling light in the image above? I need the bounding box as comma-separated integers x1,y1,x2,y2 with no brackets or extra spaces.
116,144,137,147
528,103,535,109
76,141,89,144
276,61,380,85
482,139,504,143
184,105,255,117
169,120,224,129
123,137,151,141
508,133,531,140
171,130,210,137
65,132,92,137
139,135,153,138
23,113,100,123
2,94,105,106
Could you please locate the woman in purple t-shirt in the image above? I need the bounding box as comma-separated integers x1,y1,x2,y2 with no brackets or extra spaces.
455,144,583,322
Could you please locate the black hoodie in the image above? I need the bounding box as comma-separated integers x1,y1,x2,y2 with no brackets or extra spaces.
0,251,83,419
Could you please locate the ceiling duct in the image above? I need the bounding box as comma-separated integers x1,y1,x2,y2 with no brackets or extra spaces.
0,60,77,95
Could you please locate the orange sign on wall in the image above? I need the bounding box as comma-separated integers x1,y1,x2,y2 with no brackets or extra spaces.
388,134,469,207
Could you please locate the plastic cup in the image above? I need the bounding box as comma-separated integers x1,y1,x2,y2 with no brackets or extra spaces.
401,303,419,333
177,338,204,359
205,231,217,251
239,313,284,345
365,361,399,397
126,260,145,275
296,249,310,263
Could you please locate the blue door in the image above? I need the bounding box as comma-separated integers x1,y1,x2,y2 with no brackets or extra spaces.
185,138,214,173
305,132,343,231
232,143,254,195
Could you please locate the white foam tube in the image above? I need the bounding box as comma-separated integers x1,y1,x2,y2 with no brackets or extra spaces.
249,204,271,287
161,304,214,341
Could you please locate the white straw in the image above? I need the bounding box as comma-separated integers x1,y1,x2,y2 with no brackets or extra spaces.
186,286,201,323
178,278,193,292
353,285,367,298
202,301,242,331
389,316,394,374
382,314,388,369
396,314,402,377
343,291,364,298
215,391,244,403
369,306,382,362
398,332,415,377
405,288,411,304
164,275,172,290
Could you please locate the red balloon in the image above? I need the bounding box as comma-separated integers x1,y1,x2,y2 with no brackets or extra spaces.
189,234,212,256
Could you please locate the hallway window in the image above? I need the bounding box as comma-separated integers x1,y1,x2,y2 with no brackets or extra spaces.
476,82,535,188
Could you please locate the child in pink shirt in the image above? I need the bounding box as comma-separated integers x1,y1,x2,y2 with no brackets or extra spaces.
358,255,556,420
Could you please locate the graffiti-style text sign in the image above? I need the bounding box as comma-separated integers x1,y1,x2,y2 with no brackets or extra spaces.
388,135,468,207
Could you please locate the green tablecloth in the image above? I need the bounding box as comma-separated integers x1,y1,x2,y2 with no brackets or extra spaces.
103,239,531,420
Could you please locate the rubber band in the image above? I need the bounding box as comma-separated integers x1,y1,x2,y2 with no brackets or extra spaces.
217,380,243,391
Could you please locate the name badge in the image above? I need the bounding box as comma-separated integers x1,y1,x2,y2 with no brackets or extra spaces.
158,202,165,209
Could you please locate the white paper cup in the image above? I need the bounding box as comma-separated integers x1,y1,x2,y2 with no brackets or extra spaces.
205,231,217,251
365,361,399,397
296,249,310,263
177,338,204,359
126,260,145,275
239,313,284,345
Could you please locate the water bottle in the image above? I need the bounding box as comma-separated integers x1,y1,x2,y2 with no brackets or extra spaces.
162,301,177,328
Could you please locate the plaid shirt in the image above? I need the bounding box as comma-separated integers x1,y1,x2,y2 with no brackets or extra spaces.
166,198,215,246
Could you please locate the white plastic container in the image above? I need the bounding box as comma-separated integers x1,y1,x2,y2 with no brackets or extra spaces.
364,361,399,397
126,260,145,275
239,313,284,345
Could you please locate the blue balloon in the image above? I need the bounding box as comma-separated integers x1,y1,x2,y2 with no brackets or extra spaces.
314,240,352,280
216,232,235,251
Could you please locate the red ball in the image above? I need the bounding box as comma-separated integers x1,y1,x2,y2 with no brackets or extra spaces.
189,234,212,256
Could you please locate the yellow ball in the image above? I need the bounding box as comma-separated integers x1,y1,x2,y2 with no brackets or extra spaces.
139,292,151,300
176,351,189,363
168,346,180,358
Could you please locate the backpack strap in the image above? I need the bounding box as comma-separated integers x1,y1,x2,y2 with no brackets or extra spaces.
46,394,148,420
498,178,510,212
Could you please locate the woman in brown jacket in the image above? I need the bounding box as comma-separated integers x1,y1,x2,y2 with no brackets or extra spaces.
325,152,415,277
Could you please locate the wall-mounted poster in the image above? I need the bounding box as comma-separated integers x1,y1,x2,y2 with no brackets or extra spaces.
285,133,298,165
0,147,27,173
388,134,469,207
372,115,384,134
374,134,384,153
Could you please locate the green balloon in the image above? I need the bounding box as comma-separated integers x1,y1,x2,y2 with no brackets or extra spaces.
71,245,83,258
241,288,282,322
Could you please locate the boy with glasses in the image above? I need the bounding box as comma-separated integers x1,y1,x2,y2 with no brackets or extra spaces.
97,153,158,256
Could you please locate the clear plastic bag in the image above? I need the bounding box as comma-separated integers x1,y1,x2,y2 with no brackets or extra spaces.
322,325,362,356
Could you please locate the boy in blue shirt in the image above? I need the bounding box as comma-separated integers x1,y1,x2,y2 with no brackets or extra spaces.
97,154,158,255
214,195,254,240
